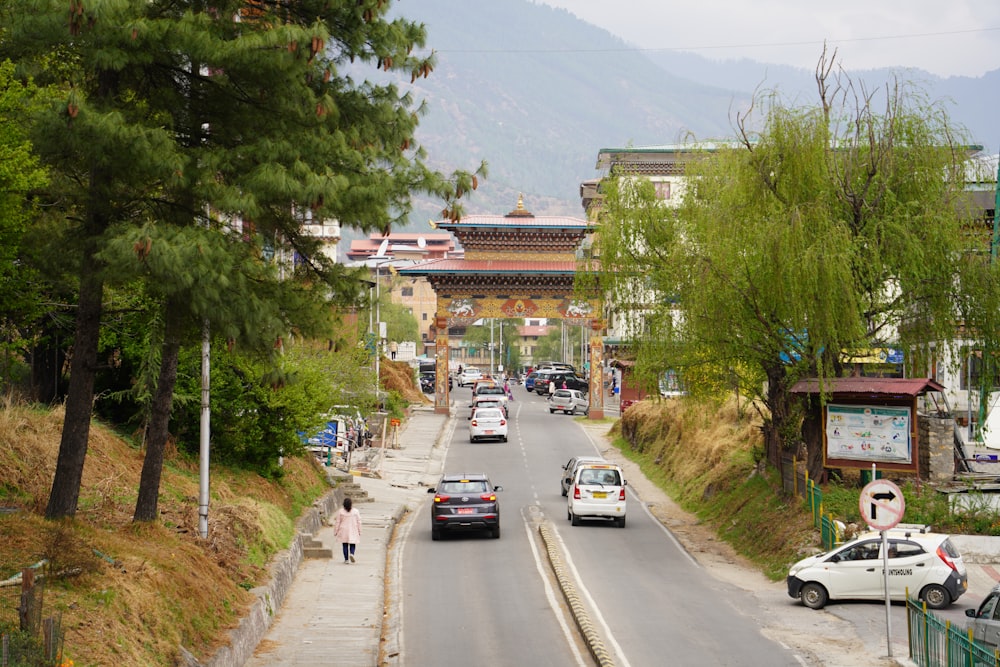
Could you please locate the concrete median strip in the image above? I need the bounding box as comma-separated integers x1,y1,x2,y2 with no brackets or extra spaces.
538,522,615,667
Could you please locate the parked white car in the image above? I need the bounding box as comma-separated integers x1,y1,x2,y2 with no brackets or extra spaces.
786,526,967,610
469,407,507,443
567,462,626,527
548,388,588,415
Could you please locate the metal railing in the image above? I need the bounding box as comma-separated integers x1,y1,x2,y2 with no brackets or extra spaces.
907,596,1000,666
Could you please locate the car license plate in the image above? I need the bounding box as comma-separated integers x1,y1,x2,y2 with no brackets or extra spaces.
457,507,474,515
485,429,494,434
591,492,607,499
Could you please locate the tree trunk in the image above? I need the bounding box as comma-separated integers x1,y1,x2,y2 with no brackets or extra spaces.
133,300,183,522
801,405,827,482
45,68,119,520
30,326,66,404
45,258,103,519
761,360,792,468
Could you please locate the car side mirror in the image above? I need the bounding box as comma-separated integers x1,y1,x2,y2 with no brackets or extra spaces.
494,485,503,492
966,609,977,618
427,488,436,494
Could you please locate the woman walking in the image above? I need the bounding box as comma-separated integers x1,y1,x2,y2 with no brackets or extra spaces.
332,497,362,563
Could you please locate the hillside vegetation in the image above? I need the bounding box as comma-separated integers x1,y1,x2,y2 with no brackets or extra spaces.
0,360,427,666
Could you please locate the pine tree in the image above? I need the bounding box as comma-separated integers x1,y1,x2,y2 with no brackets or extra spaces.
2,0,484,520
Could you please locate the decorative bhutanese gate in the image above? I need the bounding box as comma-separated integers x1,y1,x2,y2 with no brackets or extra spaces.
398,196,606,418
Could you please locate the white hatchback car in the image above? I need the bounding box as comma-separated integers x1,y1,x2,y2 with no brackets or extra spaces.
786,525,967,610
469,407,507,443
567,462,626,527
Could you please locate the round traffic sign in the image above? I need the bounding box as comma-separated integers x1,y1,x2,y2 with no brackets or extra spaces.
858,479,905,531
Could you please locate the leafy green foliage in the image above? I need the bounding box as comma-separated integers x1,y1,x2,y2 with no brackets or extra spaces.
171,342,375,478
592,61,973,466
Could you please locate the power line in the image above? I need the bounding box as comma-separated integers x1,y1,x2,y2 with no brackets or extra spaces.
429,26,1000,55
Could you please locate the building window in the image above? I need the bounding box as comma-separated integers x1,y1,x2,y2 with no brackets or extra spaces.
401,286,413,297
654,181,671,200
422,312,427,320
421,333,427,340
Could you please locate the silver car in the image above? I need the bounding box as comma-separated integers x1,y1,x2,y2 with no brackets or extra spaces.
560,455,606,497
548,389,589,415
967,584,1000,647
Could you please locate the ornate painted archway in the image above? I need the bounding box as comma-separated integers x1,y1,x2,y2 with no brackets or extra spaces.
398,196,606,418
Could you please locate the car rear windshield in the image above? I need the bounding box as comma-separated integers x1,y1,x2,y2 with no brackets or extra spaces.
477,387,505,396
940,538,961,559
578,468,621,485
474,409,503,419
441,480,489,494
553,390,572,398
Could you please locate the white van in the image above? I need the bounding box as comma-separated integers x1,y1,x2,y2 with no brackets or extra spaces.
567,462,626,527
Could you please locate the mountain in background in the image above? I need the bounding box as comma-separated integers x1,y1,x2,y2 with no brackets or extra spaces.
342,0,998,251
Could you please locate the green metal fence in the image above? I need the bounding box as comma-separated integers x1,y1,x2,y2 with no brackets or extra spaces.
907,597,1000,666
805,476,844,550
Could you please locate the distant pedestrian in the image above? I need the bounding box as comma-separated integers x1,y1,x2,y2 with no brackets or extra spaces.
504,378,513,401
548,379,556,397
333,497,362,564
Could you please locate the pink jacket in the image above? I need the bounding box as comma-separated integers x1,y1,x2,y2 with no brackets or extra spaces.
332,507,362,544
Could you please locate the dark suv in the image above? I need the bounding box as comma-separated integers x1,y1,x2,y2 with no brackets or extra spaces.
428,473,503,540
535,371,588,395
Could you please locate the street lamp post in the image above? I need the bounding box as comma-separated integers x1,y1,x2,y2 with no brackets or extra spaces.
371,256,393,410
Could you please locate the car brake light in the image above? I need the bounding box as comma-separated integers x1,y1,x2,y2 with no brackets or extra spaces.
480,493,496,501
573,485,581,499
470,419,477,426
936,545,958,571
434,494,449,503
618,487,626,501
500,419,506,426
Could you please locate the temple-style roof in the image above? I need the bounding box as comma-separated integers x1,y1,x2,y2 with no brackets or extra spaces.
399,194,597,297
403,259,577,274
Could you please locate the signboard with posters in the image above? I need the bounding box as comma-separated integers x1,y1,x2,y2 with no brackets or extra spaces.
825,404,912,464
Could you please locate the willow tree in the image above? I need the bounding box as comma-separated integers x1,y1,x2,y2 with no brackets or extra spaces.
592,53,970,471
2,0,485,520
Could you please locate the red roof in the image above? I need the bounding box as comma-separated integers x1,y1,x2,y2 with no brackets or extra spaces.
790,377,945,397
399,258,578,274
434,215,592,229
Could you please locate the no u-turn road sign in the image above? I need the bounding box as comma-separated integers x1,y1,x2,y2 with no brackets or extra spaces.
859,479,905,531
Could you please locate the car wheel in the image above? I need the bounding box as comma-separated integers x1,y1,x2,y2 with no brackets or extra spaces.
549,408,555,413
469,436,475,443
431,526,441,541
571,511,581,526
561,486,567,497
921,584,951,610
491,524,501,539
502,435,508,442
617,515,626,528
800,583,828,610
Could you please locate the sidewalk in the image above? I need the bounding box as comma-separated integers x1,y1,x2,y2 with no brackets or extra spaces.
241,405,449,667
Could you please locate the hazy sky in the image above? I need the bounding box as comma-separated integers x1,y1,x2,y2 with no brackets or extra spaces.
535,0,1000,78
